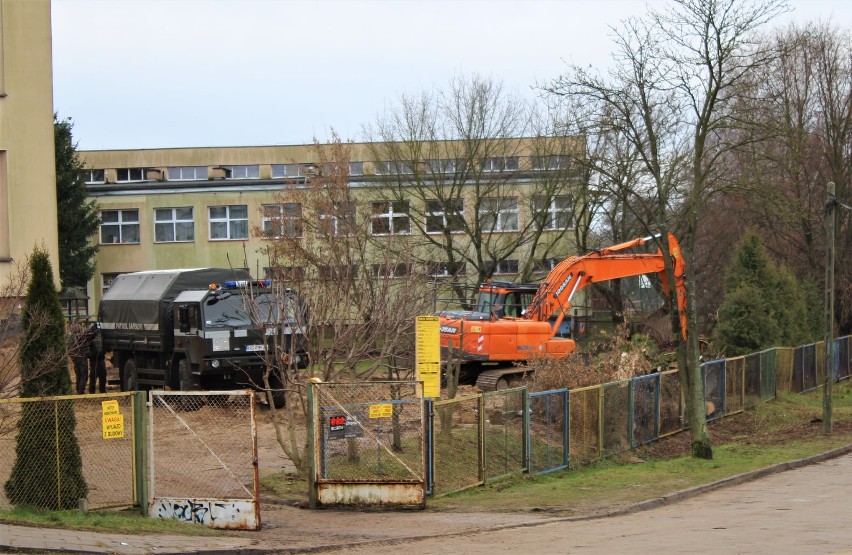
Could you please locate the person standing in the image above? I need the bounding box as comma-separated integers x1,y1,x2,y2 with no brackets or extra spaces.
68,320,89,395
86,321,107,393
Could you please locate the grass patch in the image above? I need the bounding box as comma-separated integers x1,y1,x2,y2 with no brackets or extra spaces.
0,505,223,536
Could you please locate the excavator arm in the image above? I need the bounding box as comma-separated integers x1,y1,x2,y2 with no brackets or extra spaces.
524,233,687,340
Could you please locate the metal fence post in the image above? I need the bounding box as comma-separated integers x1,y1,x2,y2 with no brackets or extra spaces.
426,399,434,495
523,388,531,473
478,394,485,483
132,390,148,515
307,381,317,510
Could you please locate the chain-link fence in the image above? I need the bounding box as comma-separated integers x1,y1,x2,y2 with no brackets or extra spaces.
483,388,526,481
568,385,601,466
602,381,630,455
528,389,568,474
631,374,659,447
0,392,137,511
725,357,744,415
659,370,684,436
313,382,423,482
759,349,778,402
702,360,725,422
148,391,259,529
837,337,850,381
431,394,482,496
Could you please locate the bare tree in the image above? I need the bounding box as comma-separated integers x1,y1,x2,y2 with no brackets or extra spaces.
251,133,435,470
546,0,787,458
364,75,584,308
726,22,852,333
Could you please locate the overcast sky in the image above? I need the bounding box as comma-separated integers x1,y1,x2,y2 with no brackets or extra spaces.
51,0,852,151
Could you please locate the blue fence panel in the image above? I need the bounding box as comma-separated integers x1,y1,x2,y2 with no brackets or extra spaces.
802,343,817,392
702,359,726,421
528,389,569,474
630,374,660,448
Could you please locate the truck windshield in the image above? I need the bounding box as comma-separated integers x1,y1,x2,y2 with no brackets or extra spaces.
203,291,298,328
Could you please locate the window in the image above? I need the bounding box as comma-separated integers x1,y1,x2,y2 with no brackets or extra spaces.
372,263,410,278
262,203,302,238
375,160,413,175
482,157,519,172
426,159,466,173
485,259,519,275
209,205,248,240
534,258,560,273
426,199,465,233
100,209,140,244
371,201,410,235
318,265,359,281
271,164,303,178
533,155,568,171
349,162,364,176
264,266,306,282
534,195,573,230
319,202,356,236
154,207,194,243
115,168,146,182
427,261,466,278
101,272,123,294
85,169,105,184
168,166,208,181
223,165,259,179
479,197,518,232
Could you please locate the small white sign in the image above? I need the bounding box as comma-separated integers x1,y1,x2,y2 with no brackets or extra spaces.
245,344,265,352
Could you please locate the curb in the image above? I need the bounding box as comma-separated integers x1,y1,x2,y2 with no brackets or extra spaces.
4,444,852,555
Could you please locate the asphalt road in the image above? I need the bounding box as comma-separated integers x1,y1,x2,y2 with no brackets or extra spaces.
322,452,852,555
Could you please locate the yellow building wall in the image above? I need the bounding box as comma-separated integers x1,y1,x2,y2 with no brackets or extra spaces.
0,0,59,287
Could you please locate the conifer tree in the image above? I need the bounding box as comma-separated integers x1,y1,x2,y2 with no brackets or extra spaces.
5,248,87,508
55,115,99,289
715,232,813,356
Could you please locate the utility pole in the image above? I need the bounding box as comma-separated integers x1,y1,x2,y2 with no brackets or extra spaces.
823,182,836,434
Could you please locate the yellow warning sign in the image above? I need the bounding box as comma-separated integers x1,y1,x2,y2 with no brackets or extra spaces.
102,400,120,416
369,404,393,418
102,413,124,439
416,315,441,398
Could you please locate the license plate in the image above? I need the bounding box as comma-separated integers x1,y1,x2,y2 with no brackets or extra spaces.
245,344,265,352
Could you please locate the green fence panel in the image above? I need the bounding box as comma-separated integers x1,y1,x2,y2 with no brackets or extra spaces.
659,370,684,436
725,357,745,414
483,388,526,482
602,381,630,456
759,349,777,402
432,395,483,496
568,386,602,467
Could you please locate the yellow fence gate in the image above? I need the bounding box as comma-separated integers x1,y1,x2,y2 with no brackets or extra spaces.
308,381,426,508
147,390,260,530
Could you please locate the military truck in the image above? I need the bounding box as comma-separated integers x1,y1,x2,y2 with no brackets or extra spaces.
98,268,307,405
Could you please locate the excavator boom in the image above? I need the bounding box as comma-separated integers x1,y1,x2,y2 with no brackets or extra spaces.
438,233,688,390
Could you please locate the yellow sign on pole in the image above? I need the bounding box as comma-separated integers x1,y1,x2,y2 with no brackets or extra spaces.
102,400,124,439
416,315,441,398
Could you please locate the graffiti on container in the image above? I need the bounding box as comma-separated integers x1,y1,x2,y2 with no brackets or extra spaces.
150,497,258,529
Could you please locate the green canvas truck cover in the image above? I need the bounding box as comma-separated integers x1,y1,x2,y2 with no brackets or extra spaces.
99,268,252,332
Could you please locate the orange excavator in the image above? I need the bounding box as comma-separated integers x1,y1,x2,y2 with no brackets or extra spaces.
438,233,687,390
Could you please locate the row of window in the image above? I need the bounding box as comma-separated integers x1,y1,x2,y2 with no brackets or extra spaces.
100,196,573,245
85,156,570,184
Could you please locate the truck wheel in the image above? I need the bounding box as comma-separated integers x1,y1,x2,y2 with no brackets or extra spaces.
123,359,139,391
176,359,203,412
270,373,286,409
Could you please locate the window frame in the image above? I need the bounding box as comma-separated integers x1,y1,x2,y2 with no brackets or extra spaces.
371,200,410,236
223,165,260,180
270,164,303,179
262,203,303,239
153,207,195,243
100,209,140,245
426,198,465,234
208,204,249,241
85,169,105,184
115,168,147,183
482,157,520,173
534,195,573,230
479,196,519,232
168,166,208,181
318,202,356,236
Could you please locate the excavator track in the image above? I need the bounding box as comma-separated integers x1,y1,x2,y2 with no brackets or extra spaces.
475,367,531,392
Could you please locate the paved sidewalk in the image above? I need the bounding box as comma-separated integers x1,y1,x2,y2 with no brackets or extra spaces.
4,446,852,555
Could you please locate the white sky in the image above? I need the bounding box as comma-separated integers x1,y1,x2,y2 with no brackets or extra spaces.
51,0,852,151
